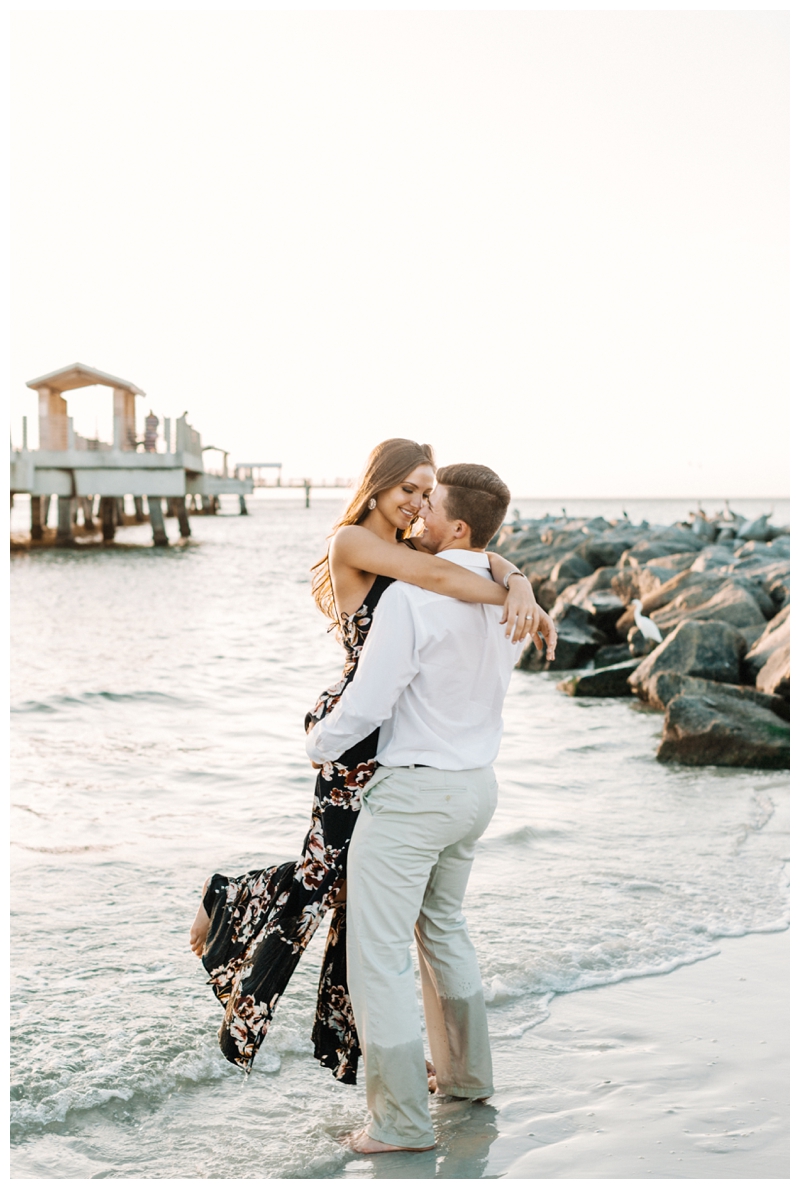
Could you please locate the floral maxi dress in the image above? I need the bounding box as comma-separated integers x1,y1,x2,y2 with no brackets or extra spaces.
200,574,394,1084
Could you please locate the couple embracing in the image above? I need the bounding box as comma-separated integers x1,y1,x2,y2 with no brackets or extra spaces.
189,438,556,1153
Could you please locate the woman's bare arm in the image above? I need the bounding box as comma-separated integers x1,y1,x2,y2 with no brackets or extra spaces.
331,525,507,605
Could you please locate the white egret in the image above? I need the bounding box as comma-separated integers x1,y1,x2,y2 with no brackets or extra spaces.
631,599,663,644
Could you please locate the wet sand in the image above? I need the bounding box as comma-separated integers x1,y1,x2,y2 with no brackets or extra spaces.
338,930,789,1179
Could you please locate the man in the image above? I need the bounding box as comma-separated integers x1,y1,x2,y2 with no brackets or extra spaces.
305,464,555,1153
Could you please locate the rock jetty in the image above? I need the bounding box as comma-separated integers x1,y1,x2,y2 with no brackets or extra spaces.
494,507,789,768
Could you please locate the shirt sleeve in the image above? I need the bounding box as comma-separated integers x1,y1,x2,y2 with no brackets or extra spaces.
305,583,421,763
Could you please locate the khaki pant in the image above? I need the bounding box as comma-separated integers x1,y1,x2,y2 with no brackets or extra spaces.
347,764,498,1149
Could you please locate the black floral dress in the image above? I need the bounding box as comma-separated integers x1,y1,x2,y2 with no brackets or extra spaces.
200,573,395,1083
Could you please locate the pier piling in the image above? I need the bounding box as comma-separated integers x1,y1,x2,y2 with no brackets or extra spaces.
100,497,116,542
30,496,43,540
56,496,74,545
147,496,168,546
176,498,191,538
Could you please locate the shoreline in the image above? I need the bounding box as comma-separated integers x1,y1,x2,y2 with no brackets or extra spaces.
338,930,789,1179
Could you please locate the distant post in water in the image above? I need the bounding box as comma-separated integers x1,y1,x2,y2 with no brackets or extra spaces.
239,494,248,515
304,480,311,508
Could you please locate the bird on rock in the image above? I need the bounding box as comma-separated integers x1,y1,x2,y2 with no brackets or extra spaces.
631,599,663,644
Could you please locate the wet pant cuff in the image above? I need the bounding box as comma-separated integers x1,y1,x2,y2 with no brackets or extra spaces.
438,1084,494,1100
368,1125,435,1150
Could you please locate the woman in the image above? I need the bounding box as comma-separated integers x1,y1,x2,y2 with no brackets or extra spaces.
189,439,540,1082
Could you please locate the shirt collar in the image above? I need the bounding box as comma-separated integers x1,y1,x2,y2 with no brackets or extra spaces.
435,548,491,570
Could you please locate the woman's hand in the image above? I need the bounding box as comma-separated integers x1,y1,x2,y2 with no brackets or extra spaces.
528,608,558,661
499,572,540,643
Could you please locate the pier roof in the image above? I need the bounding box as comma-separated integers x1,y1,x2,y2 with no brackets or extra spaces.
26,363,145,396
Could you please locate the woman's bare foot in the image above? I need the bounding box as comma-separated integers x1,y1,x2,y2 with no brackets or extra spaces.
189,879,210,957
344,1128,435,1154
426,1060,437,1094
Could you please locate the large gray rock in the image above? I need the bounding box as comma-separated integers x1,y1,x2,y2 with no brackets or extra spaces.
551,576,624,636
640,670,789,721
611,564,681,606
539,527,598,551
518,604,606,672
556,567,619,607
579,591,626,635
740,622,769,649
653,581,767,635
690,516,718,542
689,546,736,572
768,575,791,613
557,659,640,697
550,552,594,583
756,643,790,700
619,529,703,565
743,605,790,684
628,619,748,696
646,552,703,571
593,643,632,668
738,514,772,542
735,538,790,562
657,692,789,769
574,537,630,569
725,559,790,614
533,577,574,611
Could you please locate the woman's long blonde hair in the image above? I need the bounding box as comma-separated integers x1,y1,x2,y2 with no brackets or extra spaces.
311,438,435,622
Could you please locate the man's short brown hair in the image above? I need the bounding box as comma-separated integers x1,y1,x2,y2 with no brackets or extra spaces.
436,463,511,549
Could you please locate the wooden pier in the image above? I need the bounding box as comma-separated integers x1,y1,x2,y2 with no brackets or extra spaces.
10,363,253,546
232,463,352,507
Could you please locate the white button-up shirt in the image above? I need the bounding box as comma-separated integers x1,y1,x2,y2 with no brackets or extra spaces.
305,549,523,770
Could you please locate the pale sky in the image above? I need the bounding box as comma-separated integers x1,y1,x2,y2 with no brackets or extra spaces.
10,7,789,497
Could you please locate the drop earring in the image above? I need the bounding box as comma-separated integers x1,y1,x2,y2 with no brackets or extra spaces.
367,498,377,511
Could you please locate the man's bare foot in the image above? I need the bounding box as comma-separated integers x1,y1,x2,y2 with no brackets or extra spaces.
426,1060,437,1094
344,1128,435,1154
189,879,210,957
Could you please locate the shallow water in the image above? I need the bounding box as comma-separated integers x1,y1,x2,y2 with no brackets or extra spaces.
10,495,789,1178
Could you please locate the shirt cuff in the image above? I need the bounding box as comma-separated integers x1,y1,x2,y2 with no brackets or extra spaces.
305,723,326,764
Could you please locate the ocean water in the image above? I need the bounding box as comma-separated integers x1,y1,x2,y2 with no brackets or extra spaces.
9,494,789,1178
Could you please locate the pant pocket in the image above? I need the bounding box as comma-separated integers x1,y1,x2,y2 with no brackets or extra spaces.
360,766,393,813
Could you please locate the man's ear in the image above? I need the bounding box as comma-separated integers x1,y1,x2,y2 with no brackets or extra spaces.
452,520,470,541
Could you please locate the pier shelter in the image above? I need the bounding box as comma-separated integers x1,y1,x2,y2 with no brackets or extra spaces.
10,362,252,546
